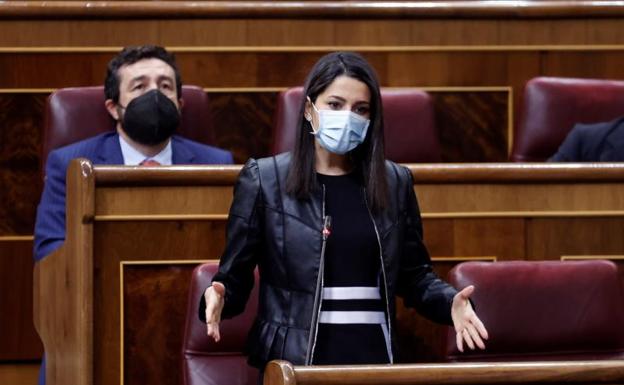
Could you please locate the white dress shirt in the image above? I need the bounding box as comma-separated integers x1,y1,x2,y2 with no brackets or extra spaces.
119,135,173,166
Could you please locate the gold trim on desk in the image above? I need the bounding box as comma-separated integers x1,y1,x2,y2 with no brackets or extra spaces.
95,210,624,222
0,88,55,93
202,85,512,93
120,259,215,266
0,86,511,93
95,214,228,221
422,210,624,219
119,262,123,385
119,259,218,385
8,45,624,53
0,235,34,241
432,256,497,262
561,255,624,261
508,87,514,156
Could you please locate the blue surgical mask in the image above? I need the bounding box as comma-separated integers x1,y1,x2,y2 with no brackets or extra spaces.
308,100,370,155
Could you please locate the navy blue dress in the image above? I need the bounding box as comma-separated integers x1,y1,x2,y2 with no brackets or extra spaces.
312,173,391,365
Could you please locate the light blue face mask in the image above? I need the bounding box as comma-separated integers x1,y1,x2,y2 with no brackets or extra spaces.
308,100,370,155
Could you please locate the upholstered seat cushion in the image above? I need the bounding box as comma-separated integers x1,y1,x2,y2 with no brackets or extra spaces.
445,260,624,361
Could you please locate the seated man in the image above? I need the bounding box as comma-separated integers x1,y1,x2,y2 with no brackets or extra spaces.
34,45,233,262
34,44,233,385
549,117,624,161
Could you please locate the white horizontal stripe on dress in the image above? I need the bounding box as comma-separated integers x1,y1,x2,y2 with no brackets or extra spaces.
322,286,381,300
319,311,386,324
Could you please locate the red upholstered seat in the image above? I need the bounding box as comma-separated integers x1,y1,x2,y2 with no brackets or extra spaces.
42,85,214,169
182,263,259,385
445,260,624,361
511,77,624,161
271,87,441,162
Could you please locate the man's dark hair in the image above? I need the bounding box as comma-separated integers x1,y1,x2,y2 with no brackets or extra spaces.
286,51,389,212
104,45,182,103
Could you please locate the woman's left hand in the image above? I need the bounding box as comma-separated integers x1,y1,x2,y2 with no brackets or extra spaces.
451,285,489,352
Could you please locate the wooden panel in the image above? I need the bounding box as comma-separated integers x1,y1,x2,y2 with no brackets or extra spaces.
0,93,44,235
122,263,199,385
95,186,233,216
417,183,624,214
424,219,525,261
2,50,624,90
93,220,226,385
0,50,534,88
4,3,624,47
432,91,508,162
0,363,39,385
0,238,43,360
209,92,276,163
542,51,624,79
34,160,95,385
526,218,624,260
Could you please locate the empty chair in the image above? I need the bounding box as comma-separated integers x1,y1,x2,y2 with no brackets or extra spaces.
445,260,624,362
511,77,624,161
182,263,259,385
271,87,441,162
42,85,215,170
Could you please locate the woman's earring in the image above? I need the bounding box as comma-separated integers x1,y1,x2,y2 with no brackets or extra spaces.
305,113,312,122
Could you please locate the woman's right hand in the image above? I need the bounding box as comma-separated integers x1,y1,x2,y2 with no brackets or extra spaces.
204,281,226,342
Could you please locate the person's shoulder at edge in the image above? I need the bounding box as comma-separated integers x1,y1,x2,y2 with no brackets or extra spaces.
383,158,413,186
42,132,120,182
548,117,624,162
47,131,117,161
171,134,235,164
245,152,291,171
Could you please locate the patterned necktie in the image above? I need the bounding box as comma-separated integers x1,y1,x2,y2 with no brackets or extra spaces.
139,159,161,166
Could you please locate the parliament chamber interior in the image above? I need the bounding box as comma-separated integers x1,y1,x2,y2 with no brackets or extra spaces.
1,1,624,384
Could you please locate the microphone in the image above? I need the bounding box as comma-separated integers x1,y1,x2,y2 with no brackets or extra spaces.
322,215,332,240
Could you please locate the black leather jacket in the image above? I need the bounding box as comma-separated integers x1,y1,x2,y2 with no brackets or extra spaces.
201,153,458,368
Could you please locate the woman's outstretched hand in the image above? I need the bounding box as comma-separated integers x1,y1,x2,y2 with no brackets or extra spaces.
451,285,489,352
204,281,226,342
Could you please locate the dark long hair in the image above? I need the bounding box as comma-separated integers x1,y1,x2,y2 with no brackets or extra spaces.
286,51,388,211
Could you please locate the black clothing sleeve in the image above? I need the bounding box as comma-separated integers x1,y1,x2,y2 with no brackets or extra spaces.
199,158,263,321
395,165,457,325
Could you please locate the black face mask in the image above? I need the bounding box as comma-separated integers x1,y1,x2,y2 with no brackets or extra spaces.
119,89,180,145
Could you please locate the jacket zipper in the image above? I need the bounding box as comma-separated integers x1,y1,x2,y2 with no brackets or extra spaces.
363,191,394,363
304,184,327,365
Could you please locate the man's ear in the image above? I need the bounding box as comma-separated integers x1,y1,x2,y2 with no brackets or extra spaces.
105,99,120,120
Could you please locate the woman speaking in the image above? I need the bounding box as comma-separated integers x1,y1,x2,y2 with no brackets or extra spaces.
200,51,488,377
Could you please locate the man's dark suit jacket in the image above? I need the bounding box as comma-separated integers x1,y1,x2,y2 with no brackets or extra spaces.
33,131,234,261
549,117,624,162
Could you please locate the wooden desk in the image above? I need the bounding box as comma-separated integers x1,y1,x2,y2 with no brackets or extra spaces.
264,359,624,385
34,160,624,385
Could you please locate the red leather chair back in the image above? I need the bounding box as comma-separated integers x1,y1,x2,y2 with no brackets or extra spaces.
445,260,624,362
182,263,259,385
511,77,624,161
42,85,214,168
271,87,441,162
